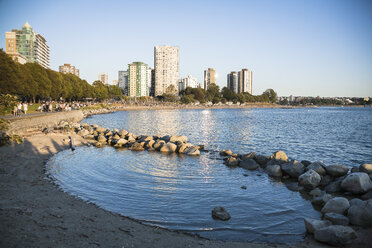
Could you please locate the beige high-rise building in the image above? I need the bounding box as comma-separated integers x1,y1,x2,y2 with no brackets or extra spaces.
98,73,108,85
59,63,80,77
5,22,49,68
204,68,216,90
238,69,253,94
154,46,179,96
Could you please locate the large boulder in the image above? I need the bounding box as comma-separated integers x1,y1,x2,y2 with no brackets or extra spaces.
239,159,259,170
269,151,288,162
341,172,372,194
169,135,187,143
97,135,107,143
298,169,321,189
304,218,331,234
224,157,239,167
324,177,345,193
77,129,90,136
306,161,327,176
360,164,372,174
116,138,128,145
211,206,231,221
361,190,372,200
265,164,282,177
325,165,349,177
240,152,256,161
347,199,372,226
312,193,333,206
183,147,200,156
160,142,178,153
220,149,233,156
314,225,357,246
281,161,305,179
321,197,350,215
324,213,349,226
254,155,269,166
119,129,128,138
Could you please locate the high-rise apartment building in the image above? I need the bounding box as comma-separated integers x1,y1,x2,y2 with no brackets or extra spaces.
128,62,149,97
98,73,108,85
238,69,253,94
118,70,129,95
5,22,50,68
154,46,179,96
179,75,200,91
204,68,216,90
227,72,238,93
59,63,80,77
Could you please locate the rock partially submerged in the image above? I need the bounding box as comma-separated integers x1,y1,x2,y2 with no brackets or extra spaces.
304,218,331,234
314,225,357,246
321,197,350,215
298,169,321,189
212,206,231,221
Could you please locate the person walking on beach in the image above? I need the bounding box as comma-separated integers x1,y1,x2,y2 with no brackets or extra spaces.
23,102,28,115
17,102,22,117
12,105,17,116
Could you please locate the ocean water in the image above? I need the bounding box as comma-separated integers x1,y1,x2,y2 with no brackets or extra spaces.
46,107,372,243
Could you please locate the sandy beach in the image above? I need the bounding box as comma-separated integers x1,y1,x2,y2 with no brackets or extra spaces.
1,115,371,247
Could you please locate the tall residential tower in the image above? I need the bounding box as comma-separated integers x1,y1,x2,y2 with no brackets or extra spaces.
204,68,216,90
238,69,253,94
128,62,149,97
154,46,179,96
5,22,50,68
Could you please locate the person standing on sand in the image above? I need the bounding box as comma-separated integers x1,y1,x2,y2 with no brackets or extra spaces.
23,102,28,115
13,105,17,116
17,102,22,117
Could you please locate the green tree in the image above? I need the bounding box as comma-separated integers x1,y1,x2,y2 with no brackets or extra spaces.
93,80,108,100
108,85,122,99
263,89,277,103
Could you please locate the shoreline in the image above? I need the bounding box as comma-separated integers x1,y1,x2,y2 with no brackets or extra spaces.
1,112,370,247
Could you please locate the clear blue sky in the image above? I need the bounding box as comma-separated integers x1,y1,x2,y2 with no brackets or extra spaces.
1,0,371,97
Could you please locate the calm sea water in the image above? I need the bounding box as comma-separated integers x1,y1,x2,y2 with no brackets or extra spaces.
46,107,372,243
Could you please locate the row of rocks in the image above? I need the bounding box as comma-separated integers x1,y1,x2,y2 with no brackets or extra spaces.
67,122,202,156
218,149,372,246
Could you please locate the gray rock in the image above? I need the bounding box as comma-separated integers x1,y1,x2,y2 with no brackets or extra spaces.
312,193,333,206
314,225,357,246
77,129,90,136
265,164,282,177
301,160,312,166
212,206,231,221
321,197,350,215
361,190,372,200
298,169,321,189
269,151,288,162
225,157,239,167
184,147,200,156
349,198,363,206
341,172,372,194
254,155,269,166
240,159,259,170
360,164,372,174
306,161,327,176
97,135,107,143
324,177,345,193
240,152,256,160
82,134,95,140
220,149,233,156
309,188,323,197
281,161,305,178
286,182,304,192
320,175,332,187
325,165,349,177
304,218,331,234
347,199,372,226
169,135,187,143
351,166,360,173
159,142,178,153
324,213,349,226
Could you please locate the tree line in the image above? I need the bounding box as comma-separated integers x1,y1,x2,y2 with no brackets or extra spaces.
179,84,277,104
0,50,122,102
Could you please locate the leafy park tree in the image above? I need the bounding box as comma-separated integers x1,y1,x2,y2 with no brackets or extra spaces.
263,89,277,103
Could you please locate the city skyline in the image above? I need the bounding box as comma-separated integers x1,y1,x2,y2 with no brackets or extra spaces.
0,0,371,97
